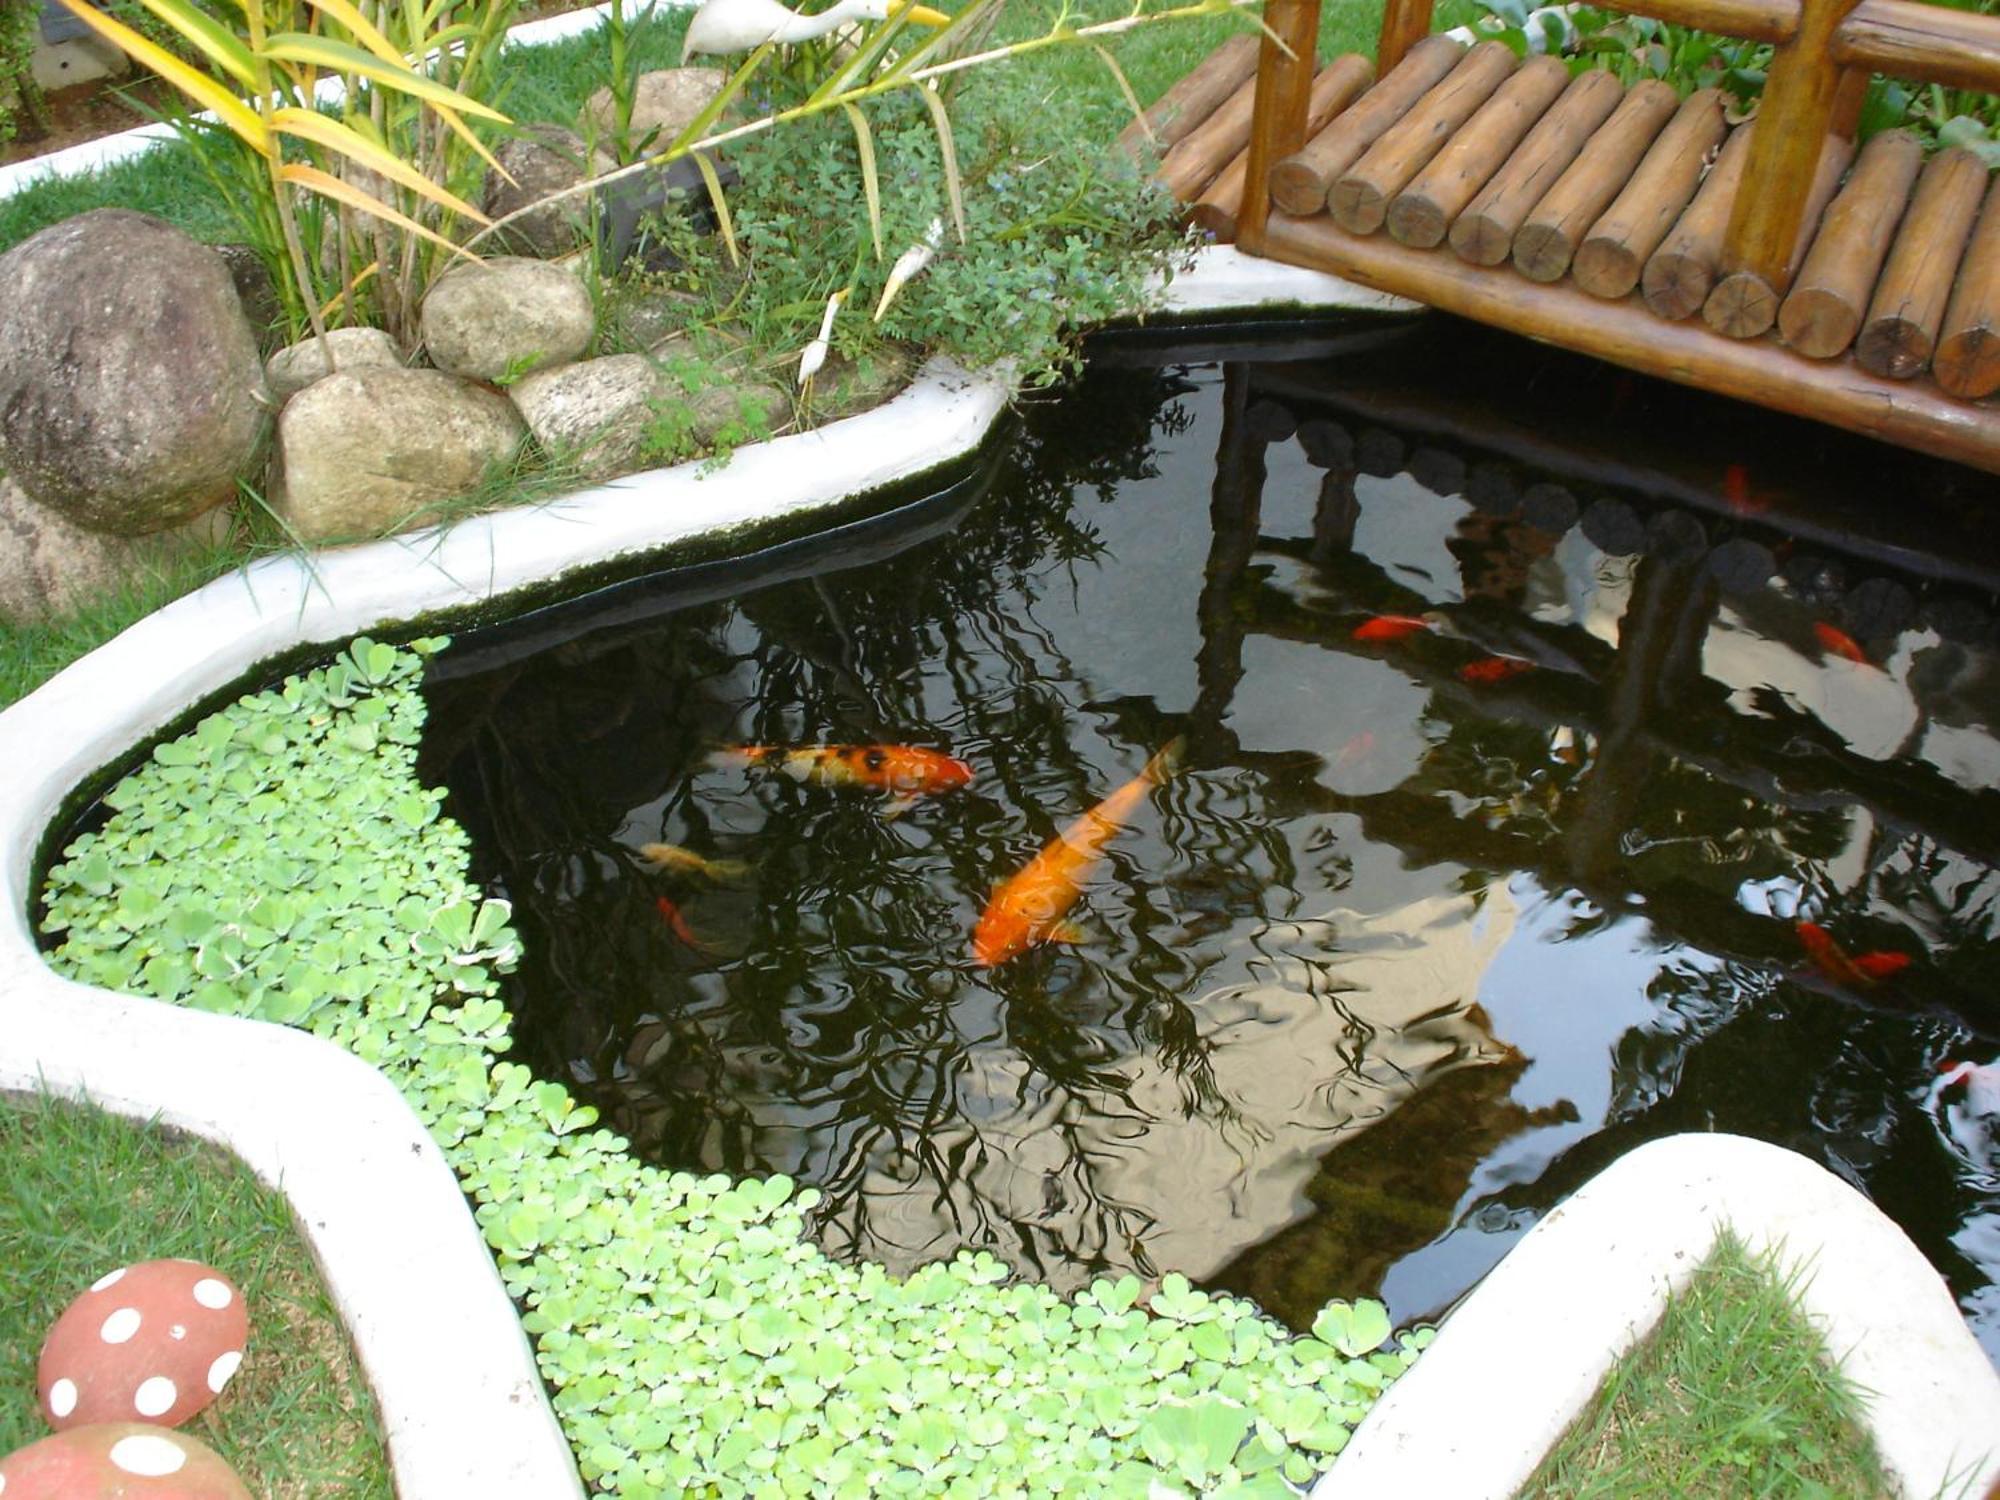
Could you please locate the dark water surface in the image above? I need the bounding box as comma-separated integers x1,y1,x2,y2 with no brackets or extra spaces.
423,317,2000,1360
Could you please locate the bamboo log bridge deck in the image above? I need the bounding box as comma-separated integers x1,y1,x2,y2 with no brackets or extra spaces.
1124,0,2000,474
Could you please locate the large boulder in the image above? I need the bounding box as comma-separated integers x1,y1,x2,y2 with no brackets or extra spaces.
509,354,666,480
265,326,404,403
0,209,269,536
581,68,726,165
419,257,595,383
273,367,524,543
483,124,594,259
0,474,231,625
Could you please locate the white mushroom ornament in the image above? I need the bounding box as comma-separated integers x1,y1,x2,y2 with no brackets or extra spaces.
37,1259,248,1431
681,0,949,60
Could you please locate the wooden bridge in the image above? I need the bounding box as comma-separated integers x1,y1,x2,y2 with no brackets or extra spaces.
1128,0,2000,474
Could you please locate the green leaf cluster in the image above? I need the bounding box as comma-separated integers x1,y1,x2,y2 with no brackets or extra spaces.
40,639,1428,1497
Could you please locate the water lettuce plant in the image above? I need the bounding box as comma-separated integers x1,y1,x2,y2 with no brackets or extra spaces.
40,639,1428,1496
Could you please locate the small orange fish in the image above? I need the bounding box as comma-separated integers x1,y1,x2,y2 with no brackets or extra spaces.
635,842,749,880
1352,614,1434,643
714,743,973,814
1458,655,1535,685
1333,730,1376,772
655,895,700,947
1812,621,1871,667
972,740,1182,967
1722,463,1768,517
1796,921,1908,988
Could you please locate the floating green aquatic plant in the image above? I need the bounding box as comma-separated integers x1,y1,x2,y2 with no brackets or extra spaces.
40,639,1429,1497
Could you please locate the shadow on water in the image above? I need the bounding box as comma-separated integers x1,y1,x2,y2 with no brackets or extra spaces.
423,315,2000,1355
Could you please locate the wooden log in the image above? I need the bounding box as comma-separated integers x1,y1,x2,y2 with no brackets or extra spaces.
1330,41,1519,234
1233,0,1325,248
1268,35,1464,217
1158,72,1264,204
1513,80,1680,284
1255,209,2000,475
1573,89,1728,300
1934,177,2000,399
1378,0,1439,75
1774,128,1923,357
1641,123,1756,320
1605,0,1801,43
1835,0,2000,97
1450,70,1624,266
1702,130,1853,339
1386,55,1571,250
1116,33,1260,159
1192,55,1376,240
1856,146,1991,379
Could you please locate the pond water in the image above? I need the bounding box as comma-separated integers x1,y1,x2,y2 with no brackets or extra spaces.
423,316,2000,1361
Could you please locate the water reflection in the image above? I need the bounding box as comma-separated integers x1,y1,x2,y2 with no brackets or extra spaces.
425,320,2000,1356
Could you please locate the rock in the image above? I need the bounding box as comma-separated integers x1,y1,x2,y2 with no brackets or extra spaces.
483,124,593,259
419,257,595,383
37,1260,248,1430
0,476,231,626
264,327,403,403
581,68,726,166
0,209,269,535
214,243,284,355
274,367,524,542
0,1423,252,1499
510,354,666,480
687,379,786,447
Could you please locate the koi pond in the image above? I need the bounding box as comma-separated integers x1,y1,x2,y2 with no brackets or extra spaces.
421,316,2000,1363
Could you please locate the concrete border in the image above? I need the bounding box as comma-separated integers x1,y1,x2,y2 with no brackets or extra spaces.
1325,1133,2000,1500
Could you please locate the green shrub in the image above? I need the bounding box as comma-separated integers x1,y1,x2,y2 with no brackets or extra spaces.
41,639,1427,1496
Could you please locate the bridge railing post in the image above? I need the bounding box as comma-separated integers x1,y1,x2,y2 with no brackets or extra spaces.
1236,0,1324,250
1377,0,1437,74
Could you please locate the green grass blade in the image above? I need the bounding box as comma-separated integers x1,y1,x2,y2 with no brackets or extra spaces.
917,82,966,244
261,33,509,120
841,102,884,260
1090,42,1149,138
667,42,777,154
690,150,740,268
874,0,1006,86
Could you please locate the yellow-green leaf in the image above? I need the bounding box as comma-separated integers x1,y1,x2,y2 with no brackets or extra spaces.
261,33,509,121
1090,43,1149,142
129,0,258,90
49,0,269,150
840,102,883,260
272,108,491,224
300,0,411,70
917,83,965,244
689,150,739,269
278,162,477,261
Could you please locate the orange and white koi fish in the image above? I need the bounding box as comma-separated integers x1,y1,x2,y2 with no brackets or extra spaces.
1812,621,1872,667
1795,921,1911,987
635,842,749,880
1458,654,1535,685
1352,614,1435,643
712,743,973,816
972,739,1183,967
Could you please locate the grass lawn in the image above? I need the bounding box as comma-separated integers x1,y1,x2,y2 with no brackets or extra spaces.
1525,1229,1893,1499
0,1091,391,1497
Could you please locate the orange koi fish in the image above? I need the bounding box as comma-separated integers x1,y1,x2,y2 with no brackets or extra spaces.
655,895,700,947
635,842,749,881
713,744,973,815
1352,614,1434,643
972,740,1183,967
1795,921,1909,988
1813,622,1872,667
1458,655,1535,685
1722,463,1768,517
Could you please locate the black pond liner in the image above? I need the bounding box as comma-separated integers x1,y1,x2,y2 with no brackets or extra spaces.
414,319,2000,1360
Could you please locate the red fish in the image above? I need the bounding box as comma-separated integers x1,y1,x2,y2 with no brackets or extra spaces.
714,743,973,815
1796,921,1908,988
1722,463,1768,517
1458,655,1535,685
1812,622,1871,667
1352,614,1434,643
972,740,1182,966
1332,730,1376,772
655,895,699,947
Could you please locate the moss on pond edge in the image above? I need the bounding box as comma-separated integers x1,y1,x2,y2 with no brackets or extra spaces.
38,638,1429,1498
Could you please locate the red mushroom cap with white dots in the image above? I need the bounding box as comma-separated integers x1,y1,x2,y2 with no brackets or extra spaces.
37,1260,248,1431
0,1421,253,1498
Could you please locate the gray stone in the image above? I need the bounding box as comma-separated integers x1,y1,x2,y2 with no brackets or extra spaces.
215,243,285,355
266,326,404,403
581,68,726,165
0,209,269,536
419,257,595,383
0,473,231,625
483,124,594,259
509,354,666,480
687,379,787,447
273,367,524,543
